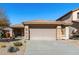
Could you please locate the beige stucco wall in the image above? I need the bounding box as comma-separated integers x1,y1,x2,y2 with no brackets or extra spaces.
72,10,79,21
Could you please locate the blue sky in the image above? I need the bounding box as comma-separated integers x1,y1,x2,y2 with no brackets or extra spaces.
0,3,79,25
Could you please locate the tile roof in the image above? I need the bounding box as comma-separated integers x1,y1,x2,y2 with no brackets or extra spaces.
11,24,24,28
23,20,72,25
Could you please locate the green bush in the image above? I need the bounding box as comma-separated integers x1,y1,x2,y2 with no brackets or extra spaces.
13,42,23,46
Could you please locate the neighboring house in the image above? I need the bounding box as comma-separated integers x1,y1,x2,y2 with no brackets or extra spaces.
11,24,24,37
57,8,79,39
11,8,79,40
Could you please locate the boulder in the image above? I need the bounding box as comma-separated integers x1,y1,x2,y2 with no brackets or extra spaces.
8,47,19,52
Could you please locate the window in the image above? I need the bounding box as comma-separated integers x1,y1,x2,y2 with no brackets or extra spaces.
77,12,79,19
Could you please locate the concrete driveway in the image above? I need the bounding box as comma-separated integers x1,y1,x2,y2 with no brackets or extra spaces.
26,40,79,55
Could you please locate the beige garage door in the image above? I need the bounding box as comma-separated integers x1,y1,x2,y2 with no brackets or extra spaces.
30,28,56,40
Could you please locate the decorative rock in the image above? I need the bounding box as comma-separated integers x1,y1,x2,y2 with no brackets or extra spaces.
8,47,19,52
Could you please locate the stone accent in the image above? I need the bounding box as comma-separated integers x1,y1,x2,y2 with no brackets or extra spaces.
65,26,69,40
56,26,62,40
24,26,29,40
9,28,13,37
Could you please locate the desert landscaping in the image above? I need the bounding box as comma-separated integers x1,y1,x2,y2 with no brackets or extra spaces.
0,38,26,55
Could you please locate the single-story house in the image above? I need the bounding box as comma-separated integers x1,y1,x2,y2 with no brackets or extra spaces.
11,20,72,40
10,8,79,40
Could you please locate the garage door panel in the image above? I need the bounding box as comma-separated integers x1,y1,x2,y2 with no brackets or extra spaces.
30,29,56,40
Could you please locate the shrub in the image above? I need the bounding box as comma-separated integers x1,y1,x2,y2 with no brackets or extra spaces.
1,45,6,48
13,42,23,47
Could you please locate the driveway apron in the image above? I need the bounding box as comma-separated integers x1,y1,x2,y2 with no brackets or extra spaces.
26,40,79,55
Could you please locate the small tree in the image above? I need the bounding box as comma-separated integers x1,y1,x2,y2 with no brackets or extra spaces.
0,8,10,27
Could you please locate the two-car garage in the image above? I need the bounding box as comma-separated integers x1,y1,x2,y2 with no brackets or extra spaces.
28,23,57,40
30,28,56,40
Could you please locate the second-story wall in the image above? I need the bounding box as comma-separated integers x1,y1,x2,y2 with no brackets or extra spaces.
72,10,79,21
